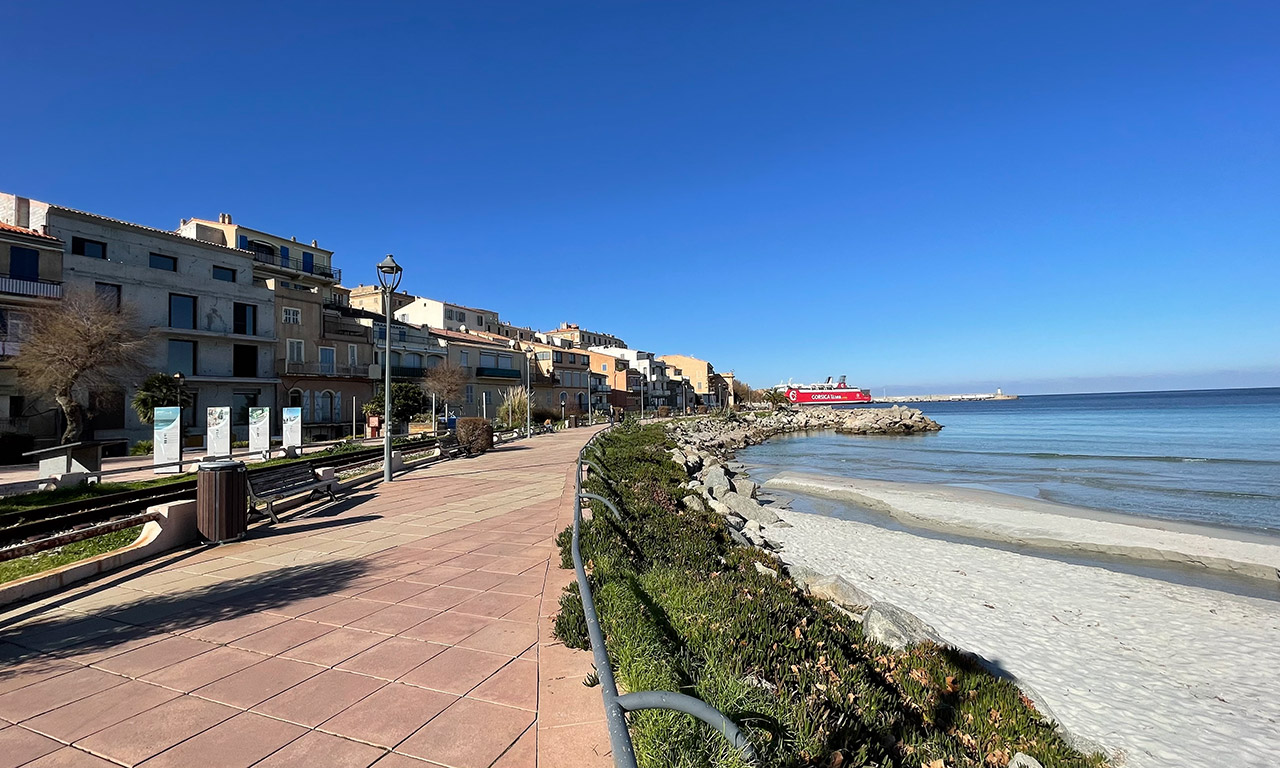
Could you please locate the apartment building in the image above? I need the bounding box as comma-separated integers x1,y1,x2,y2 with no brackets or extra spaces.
529,339,589,415
2,194,279,446
587,350,638,412
429,328,528,419
657,354,727,409
544,322,625,350
589,346,672,410
389,295,504,335
0,214,65,447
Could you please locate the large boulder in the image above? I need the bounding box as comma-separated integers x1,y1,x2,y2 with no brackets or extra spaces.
862,602,945,650
807,576,875,611
719,491,781,525
735,478,759,499
1009,754,1044,768
681,495,706,514
701,465,733,497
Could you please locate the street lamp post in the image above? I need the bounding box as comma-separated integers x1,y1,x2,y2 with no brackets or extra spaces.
173,372,186,467
377,254,403,483
524,346,533,437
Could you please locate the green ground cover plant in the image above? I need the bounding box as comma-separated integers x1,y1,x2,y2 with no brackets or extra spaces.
555,422,1105,768
0,525,143,584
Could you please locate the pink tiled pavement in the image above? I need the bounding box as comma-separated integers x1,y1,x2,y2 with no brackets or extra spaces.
0,428,611,767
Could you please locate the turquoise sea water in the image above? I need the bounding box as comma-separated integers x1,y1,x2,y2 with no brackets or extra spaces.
737,388,1280,534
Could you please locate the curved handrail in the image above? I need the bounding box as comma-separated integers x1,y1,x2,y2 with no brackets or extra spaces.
572,425,760,767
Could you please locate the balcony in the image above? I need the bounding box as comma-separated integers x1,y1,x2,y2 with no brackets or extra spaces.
0,274,62,299
475,366,521,380
391,365,426,379
252,253,341,282
279,359,371,377
323,318,368,339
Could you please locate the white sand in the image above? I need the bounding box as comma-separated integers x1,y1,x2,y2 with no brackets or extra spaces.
761,475,1280,767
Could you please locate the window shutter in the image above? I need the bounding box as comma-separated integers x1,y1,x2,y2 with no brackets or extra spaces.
302,390,312,421
237,235,248,250
334,391,342,421
280,245,290,262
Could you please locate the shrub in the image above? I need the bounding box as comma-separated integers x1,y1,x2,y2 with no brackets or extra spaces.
456,418,494,455
554,423,1104,768
531,407,560,424
0,432,36,465
129,439,154,456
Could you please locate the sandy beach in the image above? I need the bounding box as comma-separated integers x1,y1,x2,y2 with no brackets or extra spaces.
761,473,1280,767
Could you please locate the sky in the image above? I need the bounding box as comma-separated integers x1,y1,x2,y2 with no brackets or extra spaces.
3,1,1277,395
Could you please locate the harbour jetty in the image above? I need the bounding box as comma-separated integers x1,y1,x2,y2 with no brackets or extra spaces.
876,389,1018,403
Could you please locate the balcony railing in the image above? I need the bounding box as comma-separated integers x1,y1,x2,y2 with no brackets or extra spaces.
323,318,368,339
252,253,341,282
279,359,371,377
391,365,426,378
475,366,521,380
0,275,62,299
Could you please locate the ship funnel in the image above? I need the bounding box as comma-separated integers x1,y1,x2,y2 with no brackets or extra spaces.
839,375,847,386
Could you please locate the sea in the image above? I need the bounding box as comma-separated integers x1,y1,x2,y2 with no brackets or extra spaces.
737,387,1280,534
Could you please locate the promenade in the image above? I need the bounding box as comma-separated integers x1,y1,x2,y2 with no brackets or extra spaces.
0,428,611,768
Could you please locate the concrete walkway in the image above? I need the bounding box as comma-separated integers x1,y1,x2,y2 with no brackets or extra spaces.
0,429,612,768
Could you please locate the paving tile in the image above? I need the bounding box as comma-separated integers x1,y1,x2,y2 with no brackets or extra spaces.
252,730,386,768
396,698,533,768
76,696,237,766
441,569,510,591
254,669,386,727
399,585,479,612
402,565,471,585
0,666,125,722
370,752,432,767
456,620,536,657
491,727,535,768
0,656,81,697
93,636,213,677
345,604,438,635
398,611,491,645
280,628,386,666
336,638,447,681
0,725,61,765
399,647,510,695
262,593,345,618
134,711,306,768
180,612,286,644
24,680,180,742
536,720,613,768
23,746,121,767
319,683,456,749
228,619,331,655
451,591,531,619
192,657,322,709
538,672,608,728
468,658,537,711
354,581,430,604
140,646,266,693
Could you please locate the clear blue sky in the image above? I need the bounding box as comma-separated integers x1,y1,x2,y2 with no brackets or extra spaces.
4,1,1277,394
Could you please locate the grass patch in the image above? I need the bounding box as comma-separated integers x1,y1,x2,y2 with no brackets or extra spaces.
556,422,1106,768
0,525,143,584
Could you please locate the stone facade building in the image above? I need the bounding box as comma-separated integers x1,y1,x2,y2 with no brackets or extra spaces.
0,216,65,448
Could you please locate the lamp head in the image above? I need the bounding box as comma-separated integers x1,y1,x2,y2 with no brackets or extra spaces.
173,372,185,386
376,254,403,290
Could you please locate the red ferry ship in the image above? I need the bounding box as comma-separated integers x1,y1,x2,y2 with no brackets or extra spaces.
779,376,873,405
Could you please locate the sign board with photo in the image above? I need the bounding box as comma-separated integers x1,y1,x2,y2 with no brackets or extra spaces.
283,407,302,448
154,406,182,473
249,407,270,457
207,406,231,458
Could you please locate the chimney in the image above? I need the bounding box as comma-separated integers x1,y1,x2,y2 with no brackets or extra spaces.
15,197,30,229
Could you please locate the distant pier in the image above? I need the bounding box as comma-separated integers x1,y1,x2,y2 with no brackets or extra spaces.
874,390,1018,403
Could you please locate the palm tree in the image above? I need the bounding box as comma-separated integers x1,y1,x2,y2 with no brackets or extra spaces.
761,388,788,411
131,373,193,424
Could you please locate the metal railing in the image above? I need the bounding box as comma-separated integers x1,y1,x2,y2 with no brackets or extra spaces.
251,252,341,282
0,275,62,299
573,428,760,767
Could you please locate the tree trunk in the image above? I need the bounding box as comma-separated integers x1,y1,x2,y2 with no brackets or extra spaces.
55,390,84,444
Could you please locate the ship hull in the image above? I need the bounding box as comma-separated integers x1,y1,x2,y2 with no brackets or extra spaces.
785,388,872,405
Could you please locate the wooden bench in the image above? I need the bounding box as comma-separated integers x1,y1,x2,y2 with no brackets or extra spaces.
247,462,337,524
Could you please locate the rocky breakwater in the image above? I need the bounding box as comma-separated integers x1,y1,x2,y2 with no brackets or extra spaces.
667,405,941,457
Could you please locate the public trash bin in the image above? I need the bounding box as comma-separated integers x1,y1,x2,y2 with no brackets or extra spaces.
197,460,248,543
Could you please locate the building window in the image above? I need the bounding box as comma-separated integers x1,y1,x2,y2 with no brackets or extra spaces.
0,309,31,343
319,347,336,374
232,391,258,426
288,389,303,409
318,391,335,422
348,344,358,367
71,237,106,259
169,294,196,329
444,309,453,321
282,307,301,324
477,315,485,326
536,352,550,361
233,303,257,336
168,340,196,376
212,266,236,282
95,282,122,309
287,339,304,363
553,351,562,363
149,253,177,271
233,344,257,377
479,351,497,368
459,350,469,367
498,353,512,369
465,384,474,404
8,247,39,281
398,329,406,342
246,240,275,257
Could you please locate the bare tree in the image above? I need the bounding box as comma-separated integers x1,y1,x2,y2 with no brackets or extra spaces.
424,362,467,407
14,289,153,443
